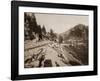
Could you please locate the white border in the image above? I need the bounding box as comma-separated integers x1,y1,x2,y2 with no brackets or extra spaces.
19,7,94,75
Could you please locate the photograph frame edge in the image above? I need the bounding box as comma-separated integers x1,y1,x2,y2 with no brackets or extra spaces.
11,1,98,80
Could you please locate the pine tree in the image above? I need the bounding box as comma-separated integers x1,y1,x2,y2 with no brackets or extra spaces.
42,25,46,35
24,12,38,40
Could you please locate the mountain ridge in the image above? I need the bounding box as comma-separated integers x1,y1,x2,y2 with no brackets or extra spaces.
60,24,88,43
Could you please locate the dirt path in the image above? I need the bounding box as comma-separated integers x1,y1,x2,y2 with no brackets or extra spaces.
24,41,82,68
44,46,68,67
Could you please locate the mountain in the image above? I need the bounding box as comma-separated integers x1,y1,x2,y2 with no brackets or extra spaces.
60,24,88,65
61,24,88,43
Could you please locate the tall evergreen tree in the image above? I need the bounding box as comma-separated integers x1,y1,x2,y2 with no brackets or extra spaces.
42,25,46,35
24,12,38,40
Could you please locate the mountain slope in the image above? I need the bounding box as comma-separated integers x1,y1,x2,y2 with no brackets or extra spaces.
60,24,88,65
61,24,88,42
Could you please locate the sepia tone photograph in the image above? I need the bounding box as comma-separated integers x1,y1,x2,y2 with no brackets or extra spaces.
11,1,97,80
24,12,89,68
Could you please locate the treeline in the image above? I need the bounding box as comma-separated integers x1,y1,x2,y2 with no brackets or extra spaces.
24,12,57,41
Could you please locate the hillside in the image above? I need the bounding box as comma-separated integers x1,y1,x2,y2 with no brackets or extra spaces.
60,24,88,65
61,24,88,42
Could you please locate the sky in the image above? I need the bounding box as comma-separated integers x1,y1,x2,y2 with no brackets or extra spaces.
35,13,89,34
